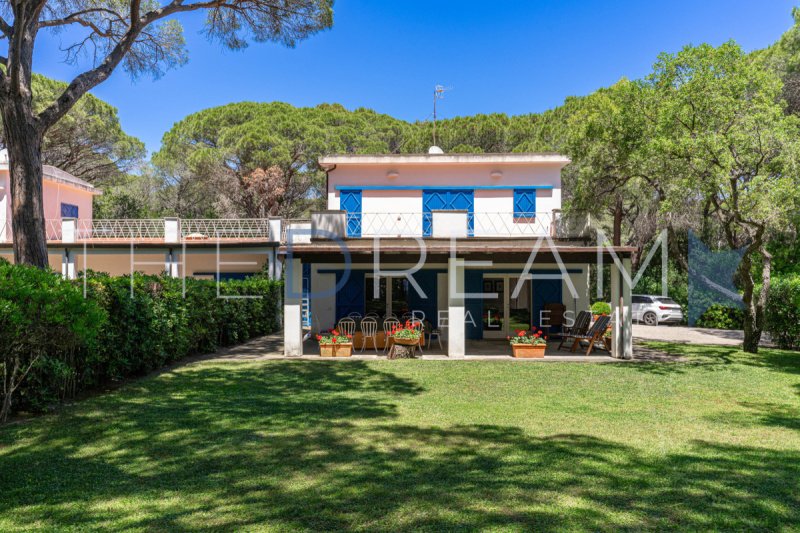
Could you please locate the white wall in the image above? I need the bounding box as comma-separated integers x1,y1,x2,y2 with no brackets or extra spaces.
326,161,564,237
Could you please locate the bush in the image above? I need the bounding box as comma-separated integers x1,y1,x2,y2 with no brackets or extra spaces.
765,274,800,350
590,301,611,316
695,304,745,330
1,265,282,419
0,262,105,419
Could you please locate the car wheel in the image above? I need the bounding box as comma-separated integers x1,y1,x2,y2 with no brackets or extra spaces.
643,312,658,326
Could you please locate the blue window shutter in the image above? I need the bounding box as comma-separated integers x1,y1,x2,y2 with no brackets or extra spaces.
340,190,362,237
513,190,535,219
60,203,79,218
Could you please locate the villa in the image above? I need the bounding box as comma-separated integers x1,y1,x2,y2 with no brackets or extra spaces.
282,150,635,359
0,149,635,359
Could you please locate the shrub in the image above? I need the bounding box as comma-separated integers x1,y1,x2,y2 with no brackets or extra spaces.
695,304,745,330
590,301,611,316
1,266,282,420
765,274,800,350
0,262,105,420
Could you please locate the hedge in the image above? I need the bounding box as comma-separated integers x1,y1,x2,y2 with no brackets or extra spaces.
765,274,800,350
695,304,745,330
0,261,282,419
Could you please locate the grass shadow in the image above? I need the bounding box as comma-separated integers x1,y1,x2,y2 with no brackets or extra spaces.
1,360,799,530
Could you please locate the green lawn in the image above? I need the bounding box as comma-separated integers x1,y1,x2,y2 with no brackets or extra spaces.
2,344,800,531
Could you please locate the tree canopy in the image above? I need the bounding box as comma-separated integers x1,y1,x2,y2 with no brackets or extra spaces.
153,102,410,217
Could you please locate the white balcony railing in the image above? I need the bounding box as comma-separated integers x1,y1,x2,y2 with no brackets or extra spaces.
342,212,562,238
0,218,275,243
181,219,271,240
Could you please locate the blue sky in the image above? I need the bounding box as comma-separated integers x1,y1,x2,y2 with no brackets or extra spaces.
34,0,797,154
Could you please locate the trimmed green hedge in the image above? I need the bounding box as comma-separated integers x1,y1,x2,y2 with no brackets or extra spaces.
1,262,281,418
765,274,800,350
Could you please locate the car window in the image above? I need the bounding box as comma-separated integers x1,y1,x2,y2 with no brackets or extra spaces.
655,297,677,305
632,296,649,304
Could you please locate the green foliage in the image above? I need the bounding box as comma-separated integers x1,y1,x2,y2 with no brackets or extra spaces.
695,305,745,331
765,274,800,349
590,301,611,315
154,102,410,217
0,265,281,418
6,74,146,184
0,262,105,417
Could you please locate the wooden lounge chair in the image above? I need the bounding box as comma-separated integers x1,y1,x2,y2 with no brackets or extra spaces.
565,315,611,356
556,310,591,348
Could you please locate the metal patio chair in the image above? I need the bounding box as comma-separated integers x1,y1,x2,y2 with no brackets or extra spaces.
382,317,400,354
427,317,446,351
360,317,378,353
337,317,356,337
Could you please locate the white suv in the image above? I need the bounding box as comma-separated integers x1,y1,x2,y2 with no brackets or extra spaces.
632,295,684,326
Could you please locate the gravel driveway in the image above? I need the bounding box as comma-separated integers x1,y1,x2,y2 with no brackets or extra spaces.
633,324,769,347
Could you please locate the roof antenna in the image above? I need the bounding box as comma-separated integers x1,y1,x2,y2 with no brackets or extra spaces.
431,84,451,154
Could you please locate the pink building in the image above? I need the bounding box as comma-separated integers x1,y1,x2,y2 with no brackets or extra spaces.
0,150,100,243
0,151,281,280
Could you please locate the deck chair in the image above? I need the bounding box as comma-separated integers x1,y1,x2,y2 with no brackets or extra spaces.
565,315,611,356
556,310,591,348
543,302,566,334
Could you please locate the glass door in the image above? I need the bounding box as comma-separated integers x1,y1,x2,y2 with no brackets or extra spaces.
482,276,506,338
508,276,532,333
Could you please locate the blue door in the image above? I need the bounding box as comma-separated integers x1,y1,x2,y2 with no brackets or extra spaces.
532,279,563,329
422,189,474,236
341,190,362,237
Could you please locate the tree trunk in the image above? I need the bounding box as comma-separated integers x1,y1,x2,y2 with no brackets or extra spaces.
739,242,770,354
1,103,48,268
612,196,623,246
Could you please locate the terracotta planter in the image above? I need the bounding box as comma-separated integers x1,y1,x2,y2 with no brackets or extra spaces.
511,343,546,358
319,343,353,357
392,336,421,346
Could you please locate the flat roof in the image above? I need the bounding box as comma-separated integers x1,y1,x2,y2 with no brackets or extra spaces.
281,238,633,263
319,152,570,169
0,163,101,195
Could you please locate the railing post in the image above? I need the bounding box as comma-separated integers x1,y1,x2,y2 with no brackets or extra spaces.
269,217,282,242
164,217,180,243
61,249,76,280
61,218,77,244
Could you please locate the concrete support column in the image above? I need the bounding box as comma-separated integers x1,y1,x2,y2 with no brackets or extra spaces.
165,249,180,278
284,257,304,356
610,258,634,359
447,257,466,357
610,261,621,358
621,257,633,359
61,249,76,280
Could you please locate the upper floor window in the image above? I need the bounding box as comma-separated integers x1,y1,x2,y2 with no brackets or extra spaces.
60,203,79,218
513,189,536,221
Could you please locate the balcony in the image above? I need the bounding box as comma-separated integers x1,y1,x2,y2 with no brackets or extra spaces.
1,218,278,244
309,211,591,240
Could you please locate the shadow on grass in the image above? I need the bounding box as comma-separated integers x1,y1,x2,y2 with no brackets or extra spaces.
632,342,800,377
1,361,799,530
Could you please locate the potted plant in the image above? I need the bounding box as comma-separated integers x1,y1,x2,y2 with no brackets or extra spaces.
603,328,612,351
507,329,547,358
316,329,354,357
387,323,422,359
390,323,422,346
591,301,611,321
